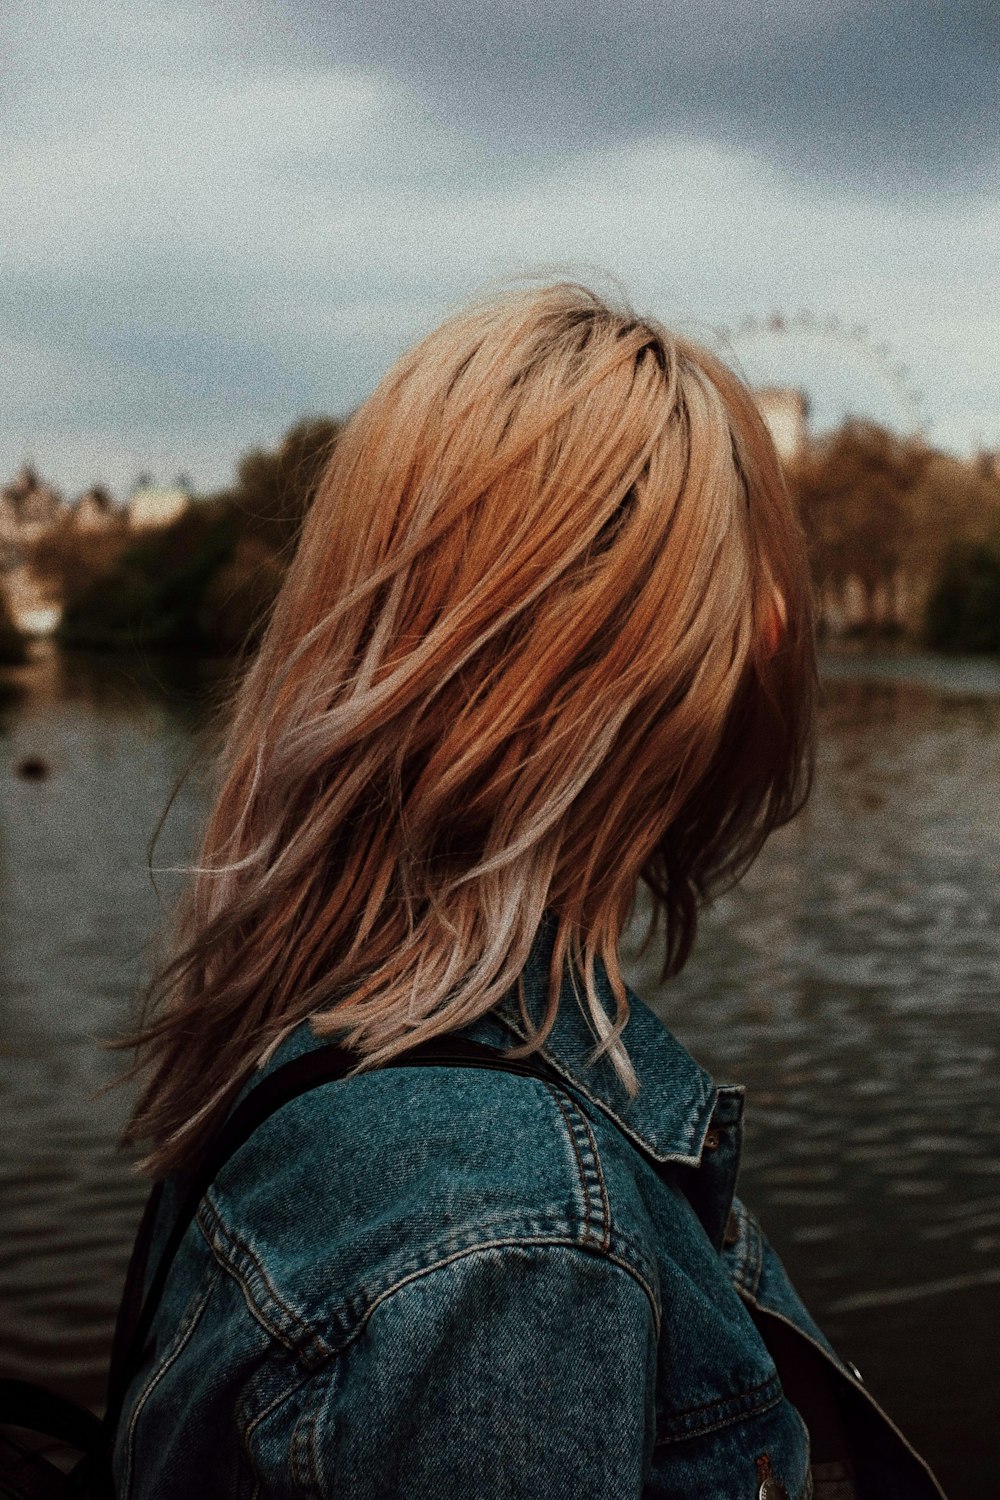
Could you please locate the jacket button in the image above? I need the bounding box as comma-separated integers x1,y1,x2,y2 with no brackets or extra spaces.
758,1480,789,1500
756,1455,788,1499
703,1128,722,1152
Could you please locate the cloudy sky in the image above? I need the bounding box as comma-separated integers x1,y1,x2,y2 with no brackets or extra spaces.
3,1,997,496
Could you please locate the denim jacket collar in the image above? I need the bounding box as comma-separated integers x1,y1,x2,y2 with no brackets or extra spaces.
486,920,721,1168
263,920,725,1170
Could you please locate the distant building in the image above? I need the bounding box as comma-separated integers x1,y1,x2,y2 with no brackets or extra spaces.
754,388,810,464
975,449,1000,485
72,485,118,531
127,484,191,530
0,465,64,540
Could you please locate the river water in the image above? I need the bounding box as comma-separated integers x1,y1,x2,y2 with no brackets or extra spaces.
1,642,998,1495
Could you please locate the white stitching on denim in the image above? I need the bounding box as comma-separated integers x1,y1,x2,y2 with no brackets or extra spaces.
605,1250,660,1338
198,1206,295,1346
570,1091,612,1251
355,1242,659,1350
605,1234,660,1320
288,1251,658,1497
290,1369,326,1495
344,1237,658,1349
202,1195,585,1355
295,1360,337,1496
729,1201,763,1296
204,1194,334,1357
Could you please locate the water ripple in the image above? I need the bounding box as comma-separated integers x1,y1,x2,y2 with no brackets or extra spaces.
2,647,999,1496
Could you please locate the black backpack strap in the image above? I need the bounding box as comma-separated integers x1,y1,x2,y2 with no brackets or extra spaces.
0,1378,104,1451
103,1035,558,1446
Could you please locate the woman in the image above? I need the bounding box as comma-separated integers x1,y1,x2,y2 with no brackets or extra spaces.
118,284,945,1498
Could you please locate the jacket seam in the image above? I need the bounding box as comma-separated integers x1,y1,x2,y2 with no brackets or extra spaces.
542,1085,590,1237
729,1201,764,1298
604,1232,661,1323
198,1195,334,1367
496,1008,715,1164
654,1377,784,1445
203,1194,632,1361
293,1358,338,1496
665,1368,779,1422
567,1085,612,1251
659,1369,781,1426
746,1211,764,1297
122,1265,219,1497
542,1081,611,1251
604,1250,661,1339
338,1236,660,1352
237,1366,315,1496
289,1380,320,1500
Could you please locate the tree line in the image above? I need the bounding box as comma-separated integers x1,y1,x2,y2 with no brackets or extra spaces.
3,413,1000,667
789,421,1000,648
23,418,340,659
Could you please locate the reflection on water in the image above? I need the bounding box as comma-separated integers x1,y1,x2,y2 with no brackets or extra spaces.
0,644,227,1400
2,645,998,1495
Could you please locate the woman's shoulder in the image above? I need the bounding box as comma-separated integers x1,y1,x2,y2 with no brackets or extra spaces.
196,1029,669,1354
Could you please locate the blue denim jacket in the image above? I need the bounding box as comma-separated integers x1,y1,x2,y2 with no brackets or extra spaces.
114,931,947,1499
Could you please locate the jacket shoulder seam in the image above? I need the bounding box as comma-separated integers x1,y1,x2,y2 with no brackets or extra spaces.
198,1194,335,1367
348,1236,661,1347
200,1203,661,1360
541,1080,612,1251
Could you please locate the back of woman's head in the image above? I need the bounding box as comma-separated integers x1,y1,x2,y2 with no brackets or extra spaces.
129,281,816,1175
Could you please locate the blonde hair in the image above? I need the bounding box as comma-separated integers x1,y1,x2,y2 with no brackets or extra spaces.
126,282,816,1176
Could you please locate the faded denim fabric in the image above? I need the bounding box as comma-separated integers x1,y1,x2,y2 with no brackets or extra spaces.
114,927,946,1500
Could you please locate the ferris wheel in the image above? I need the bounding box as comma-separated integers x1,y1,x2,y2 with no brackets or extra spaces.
711,311,929,441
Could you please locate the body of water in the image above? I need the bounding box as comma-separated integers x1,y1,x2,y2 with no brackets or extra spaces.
2,643,998,1495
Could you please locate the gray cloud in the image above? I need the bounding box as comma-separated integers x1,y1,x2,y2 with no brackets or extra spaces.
1,2,997,494
249,0,1000,189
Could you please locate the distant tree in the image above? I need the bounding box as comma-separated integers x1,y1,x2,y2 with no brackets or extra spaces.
27,510,130,600
197,534,287,656
56,415,342,657
925,539,1000,654
902,451,1000,567
0,584,27,666
220,416,342,555
791,420,931,627
58,500,240,653
55,414,340,654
